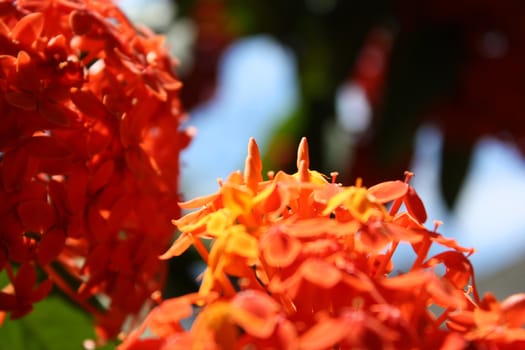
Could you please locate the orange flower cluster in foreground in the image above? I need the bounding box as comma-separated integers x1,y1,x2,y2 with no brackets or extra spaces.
121,138,525,350
0,0,190,339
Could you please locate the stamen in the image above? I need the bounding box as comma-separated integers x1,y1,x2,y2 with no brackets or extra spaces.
403,171,414,183
150,290,163,304
330,171,339,184
433,220,443,232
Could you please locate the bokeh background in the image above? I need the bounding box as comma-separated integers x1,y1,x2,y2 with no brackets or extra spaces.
125,0,525,300
3,0,525,348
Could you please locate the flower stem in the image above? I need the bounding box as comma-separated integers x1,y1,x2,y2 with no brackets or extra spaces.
375,172,415,277
410,236,432,271
42,264,104,318
192,236,209,264
375,241,398,277
218,273,237,297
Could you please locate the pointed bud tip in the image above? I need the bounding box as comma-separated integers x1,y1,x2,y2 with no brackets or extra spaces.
247,137,262,167
297,137,310,170
245,138,263,189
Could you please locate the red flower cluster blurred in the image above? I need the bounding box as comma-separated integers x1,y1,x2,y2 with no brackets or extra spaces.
0,0,190,340
121,138,525,350
403,0,525,150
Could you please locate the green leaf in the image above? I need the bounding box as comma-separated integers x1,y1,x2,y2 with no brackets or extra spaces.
0,292,99,350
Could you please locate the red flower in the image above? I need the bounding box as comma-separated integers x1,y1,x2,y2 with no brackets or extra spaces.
0,0,190,340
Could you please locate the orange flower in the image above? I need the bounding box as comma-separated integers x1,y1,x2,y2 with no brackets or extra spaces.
119,290,295,350
123,137,525,349
447,293,525,348
0,0,190,339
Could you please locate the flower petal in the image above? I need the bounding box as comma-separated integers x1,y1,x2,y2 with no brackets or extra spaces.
17,199,56,233
159,233,193,260
178,193,219,210
300,259,342,289
39,100,76,126
501,293,525,328
24,136,71,159
299,317,349,350
231,290,280,338
260,228,301,268
368,180,408,203
37,228,66,265
15,51,39,92
11,13,44,47
424,251,474,290
404,187,427,223
69,10,93,35
4,91,37,110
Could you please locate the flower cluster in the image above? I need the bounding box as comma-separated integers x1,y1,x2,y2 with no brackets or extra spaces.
120,138,525,349
0,0,190,339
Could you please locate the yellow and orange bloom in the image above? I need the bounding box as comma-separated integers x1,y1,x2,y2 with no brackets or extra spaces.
120,137,525,349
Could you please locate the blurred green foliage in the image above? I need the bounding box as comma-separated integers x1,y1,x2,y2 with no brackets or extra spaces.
0,268,113,350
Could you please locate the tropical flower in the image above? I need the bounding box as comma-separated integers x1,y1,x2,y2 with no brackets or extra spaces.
120,137,525,349
0,0,190,340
